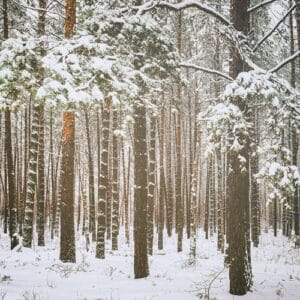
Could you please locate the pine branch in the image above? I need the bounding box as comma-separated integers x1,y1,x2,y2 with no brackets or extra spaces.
269,50,300,73
248,0,278,13
180,62,233,81
252,4,296,52
136,0,230,26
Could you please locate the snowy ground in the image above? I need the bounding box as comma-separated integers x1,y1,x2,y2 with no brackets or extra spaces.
0,229,300,300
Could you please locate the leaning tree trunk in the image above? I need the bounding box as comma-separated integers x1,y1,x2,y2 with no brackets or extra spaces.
133,99,149,279
59,0,76,263
227,0,253,295
96,97,111,259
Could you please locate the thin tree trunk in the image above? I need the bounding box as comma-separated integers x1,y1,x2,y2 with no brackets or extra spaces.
96,98,111,259
148,109,156,254
84,109,96,241
112,107,120,251
23,103,39,248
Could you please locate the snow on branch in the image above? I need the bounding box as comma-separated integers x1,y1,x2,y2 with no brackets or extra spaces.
269,50,300,73
136,0,230,26
252,4,296,52
180,62,233,81
248,0,279,13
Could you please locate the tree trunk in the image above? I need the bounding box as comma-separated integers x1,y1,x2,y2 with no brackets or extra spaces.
227,0,252,295
84,109,96,241
37,102,45,246
23,103,39,248
133,100,149,279
59,0,77,263
96,98,111,259
112,107,120,251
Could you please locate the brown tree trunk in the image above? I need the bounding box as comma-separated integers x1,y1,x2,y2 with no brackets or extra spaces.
60,0,76,263
227,0,252,295
3,0,18,250
96,98,111,259
133,100,149,279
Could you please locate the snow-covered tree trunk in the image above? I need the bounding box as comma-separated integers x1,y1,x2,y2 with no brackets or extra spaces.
84,109,96,241
147,109,156,254
23,103,39,248
175,11,183,253
251,110,260,247
96,97,111,259
227,0,253,295
82,179,90,252
59,0,76,263
37,102,45,246
205,157,211,240
217,150,225,253
111,106,119,251
158,107,167,248
166,108,173,237
189,149,198,263
121,138,130,245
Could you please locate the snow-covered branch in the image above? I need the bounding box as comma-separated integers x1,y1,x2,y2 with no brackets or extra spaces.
252,4,296,52
180,62,233,81
136,0,230,26
248,0,278,13
269,50,300,73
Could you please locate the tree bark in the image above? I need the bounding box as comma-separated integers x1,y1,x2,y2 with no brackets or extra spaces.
227,0,253,295
112,107,120,251
96,98,111,259
59,0,77,263
133,100,149,279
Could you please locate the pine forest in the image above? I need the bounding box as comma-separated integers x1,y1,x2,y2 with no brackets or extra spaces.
0,0,300,299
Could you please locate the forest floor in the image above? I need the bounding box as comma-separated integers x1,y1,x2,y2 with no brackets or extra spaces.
0,229,300,300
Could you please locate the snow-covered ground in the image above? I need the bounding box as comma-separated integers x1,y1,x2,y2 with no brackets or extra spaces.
0,229,300,300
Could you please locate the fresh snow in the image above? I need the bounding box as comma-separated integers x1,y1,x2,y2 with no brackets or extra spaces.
1,230,300,300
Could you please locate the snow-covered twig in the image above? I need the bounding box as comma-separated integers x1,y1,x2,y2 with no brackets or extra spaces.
180,62,233,81
136,0,230,26
12,0,65,19
248,0,279,13
269,50,300,73
207,267,227,300
252,4,296,52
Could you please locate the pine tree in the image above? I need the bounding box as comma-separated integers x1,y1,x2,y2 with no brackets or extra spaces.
96,97,111,259
59,0,76,263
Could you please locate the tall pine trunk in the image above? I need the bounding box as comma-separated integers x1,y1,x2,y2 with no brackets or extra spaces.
133,100,149,279
227,0,253,295
111,106,120,251
3,0,18,250
96,98,111,259
59,0,76,263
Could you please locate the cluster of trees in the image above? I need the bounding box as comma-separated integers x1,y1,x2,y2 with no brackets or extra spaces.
0,0,299,296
